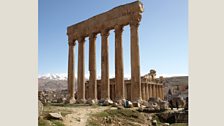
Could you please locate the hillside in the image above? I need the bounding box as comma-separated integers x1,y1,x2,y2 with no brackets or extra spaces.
164,76,188,86
38,78,68,91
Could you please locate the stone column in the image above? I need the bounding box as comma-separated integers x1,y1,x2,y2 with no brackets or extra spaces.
89,33,97,102
158,85,161,99
149,84,152,98
67,40,76,103
145,83,149,101
141,83,145,100
115,25,125,103
159,85,162,99
160,85,163,99
152,84,156,97
156,85,159,98
161,85,164,100
130,16,141,102
101,29,110,100
155,85,157,98
77,37,86,103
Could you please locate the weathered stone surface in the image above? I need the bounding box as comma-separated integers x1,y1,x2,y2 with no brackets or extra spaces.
86,99,96,105
141,97,170,112
132,102,141,107
169,96,185,109
69,98,76,104
163,123,170,126
142,100,149,106
103,99,113,106
160,101,169,110
77,99,86,104
77,38,86,102
140,107,156,113
88,33,97,100
152,120,157,125
47,112,63,120
156,111,188,124
101,30,110,100
115,25,125,102
112,102,118,107
67,42,75,102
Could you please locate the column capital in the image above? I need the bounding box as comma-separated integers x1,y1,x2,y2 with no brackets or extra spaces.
130,13,142,27
101,29,110,37
78,36,85,43
68,40,76,46
114,25,124,34
130,20,140,28
89,33,97,40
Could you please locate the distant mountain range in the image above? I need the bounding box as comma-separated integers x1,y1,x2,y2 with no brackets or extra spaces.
38,73,67,80
38,74,188,91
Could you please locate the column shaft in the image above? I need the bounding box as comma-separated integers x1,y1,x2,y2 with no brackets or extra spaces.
145,83,149,101
149,84,152,98
130,20,141,102
156,85,159,98
159,85,162,99
161,85,164,100
115,25,125,101
77,37,86,103
141,83,145,100
68,41,76,101
101,29,110,100
89,33,97,100
153,84,156,97
158,85,161,99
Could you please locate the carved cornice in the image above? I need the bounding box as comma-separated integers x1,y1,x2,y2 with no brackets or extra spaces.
67,1,144,40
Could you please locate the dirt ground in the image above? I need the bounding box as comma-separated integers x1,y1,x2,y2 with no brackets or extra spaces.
39,104,188,126
63,105,110,126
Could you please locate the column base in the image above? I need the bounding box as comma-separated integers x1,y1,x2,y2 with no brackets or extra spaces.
77,99,86,104
68,98,76,104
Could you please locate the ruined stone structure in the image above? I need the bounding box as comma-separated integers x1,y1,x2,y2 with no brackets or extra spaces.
66,1,163,103
85,71,164,102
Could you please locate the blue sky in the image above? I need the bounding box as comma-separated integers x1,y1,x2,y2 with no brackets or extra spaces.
38,0,188,78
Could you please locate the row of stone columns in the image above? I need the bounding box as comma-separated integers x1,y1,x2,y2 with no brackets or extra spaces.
67,21,141,103
141,84,164,100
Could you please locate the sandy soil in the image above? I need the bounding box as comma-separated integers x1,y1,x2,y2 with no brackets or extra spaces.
63,106,109,126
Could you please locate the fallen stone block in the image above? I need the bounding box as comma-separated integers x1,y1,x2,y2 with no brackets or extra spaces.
47,112,63,120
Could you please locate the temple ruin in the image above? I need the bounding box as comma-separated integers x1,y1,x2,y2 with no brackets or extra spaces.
66,1,164,103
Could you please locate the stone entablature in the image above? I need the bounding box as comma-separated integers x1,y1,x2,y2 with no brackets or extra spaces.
67,1,143,40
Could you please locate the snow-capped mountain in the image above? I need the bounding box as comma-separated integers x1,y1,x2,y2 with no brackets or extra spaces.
39,73,67,80
38,73,69,91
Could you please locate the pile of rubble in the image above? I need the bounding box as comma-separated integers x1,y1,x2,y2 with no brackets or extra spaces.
139,97,169,112
38,90,69,105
